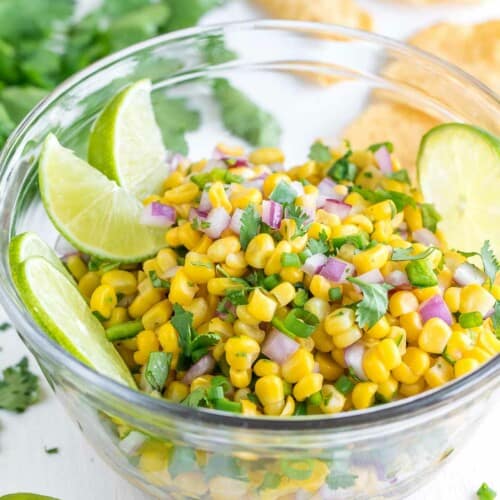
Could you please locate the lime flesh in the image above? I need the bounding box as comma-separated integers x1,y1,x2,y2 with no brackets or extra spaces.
418,123,500,254
39,134,165,263
88,79,167,200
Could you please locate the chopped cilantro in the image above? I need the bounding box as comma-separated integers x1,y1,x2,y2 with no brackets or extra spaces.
149,270,170,289
269,181,297,205
0,322,11,331
328,150,357,182
477,483,496,500
347,278,392,329
308,142,332,163
480,240,499,285
239,204,261,250
44,446,59,454
332,232,370,251
88,257,120,273
368,141,394,153
145,352,172,392
165,0,226,31
351,186,416,212
387,169,411,185
307,231,330,255
0,357,39,412
420,203,442,232
286,204,310,238
190,333,220,362
224,288,249,306
391,246,436,262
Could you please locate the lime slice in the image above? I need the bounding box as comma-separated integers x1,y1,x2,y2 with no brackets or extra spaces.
9,232,72,282
88,79,167,200
13,256,136,388
39,134,165,263
418,123,500,254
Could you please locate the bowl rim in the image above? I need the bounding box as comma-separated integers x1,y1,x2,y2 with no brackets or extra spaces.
0,19,499,432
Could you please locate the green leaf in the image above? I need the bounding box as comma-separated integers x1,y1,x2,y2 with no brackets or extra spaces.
213,78,281,147
351,186,416,212
148,270,170,289
477,482,497,500
286,205,311,238
145,351,172,392
151,95,201,155
308,142,332,163
165,0,226,31
0,322,12,331
239,204,261,250
0,40,21,83
44,446,59,454
0,86,48,123
326,472,358,490
387,169,411,185
492,301,500,339
480,240,499,285
171,304,195,357
306,232,330,255
420,203,442,232
202,35,237,65
368,141,394,153
332,232,370,251
269,181,297,205
169,446,198,478
181,387,209,408
204,454,246,482
190,333,221,362
391,246,436,262
224,288,249,306
0,357,39,412
327,150,357,182
347,278,392,329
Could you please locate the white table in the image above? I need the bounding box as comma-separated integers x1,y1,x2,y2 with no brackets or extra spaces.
1,1,499,499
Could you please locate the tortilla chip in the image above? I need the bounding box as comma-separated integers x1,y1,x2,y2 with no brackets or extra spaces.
253,0,373,31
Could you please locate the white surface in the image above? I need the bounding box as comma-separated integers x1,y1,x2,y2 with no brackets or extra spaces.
1,0,500,499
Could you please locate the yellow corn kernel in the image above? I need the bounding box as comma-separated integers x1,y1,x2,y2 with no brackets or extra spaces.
163,182,199,204
247,288,277,322
128,287,164,319
165,381,189,402
316,209,341,230
165,227,181,247
320,384,345,414
399,312,422,344
177,222,202,250
65,255,87,280
143,258,162,277
254,359,280,377
134,330,159,363
377,338,402,368
169,269,198,306
263,173,290,197
206,237,240,264
403,205,423,232
444,286,461,313
230,367,252,388
190,375,213,392
424,357,454,388
315,352,343,381
376,377,398,402
388,326,407,355
459,284,496,316
281,348,314,384
208,181,232,213
299,336,315,352
392,347,430,384
280,395,296,416
478,330,500,355
446,330,474,360
241,399,260,416
324,308,355,335
352,244,391,274
270,282,296,306
245,234,275,269
212,341,225,362
233,320,265,343
90,284,117,319
250,147,284,165
208,317,234,339
163,170,184,190
491,284,500,300
371,220,393,243
331,348,347,368
101,269,137,296
418,318,452,354
224,252,246,271
467,346,492,363
157,322,179,354
454,357,481,378
184,252,215,283
142,299,172,331
255,374,284,407
309,275,331,301
155,248,177,274
344,214,373,234
413,286,441,302
138,441,169,473
225,335,260,370
367,315,391,339
389,291,419,317
289,161,317,180
399,377,426,397
311,327,334,353
235,305,260,326
352,382,378,409
230,187,262,210
103,307,129,329
182,297,208,328
333,326,362,349
365,200,396,221
280,266,304,284
308,222,332,240
293,373,323,402
363,348,390,384
264,240,291,276
216,142,245,157
304,297,330,322
78,271,101,300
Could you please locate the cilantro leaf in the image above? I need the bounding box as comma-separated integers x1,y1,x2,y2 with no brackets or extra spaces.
0,322,11,332
387,169,411,185
351,186,415,212
480,240,499,285
332,232,370,251
0,357,39,412
145,351,172,392
368,141,394,153
0,85,48,123
347,278,392,329
212,78,281,147
149,270,170,289
306,232,329,255
326,472,358,490
286,205,311,238
165,0,226,31
328,150,357,182
171,304,195,357
224,288,249,306
169,446,199,478
308,142,332,163
269,181,297,205
420,203,441,232
239,204,261,250
202,35,237,65
391,246,436,262
190,333,221,362
492,301,500,339
45,446,59,454
477,483,497,500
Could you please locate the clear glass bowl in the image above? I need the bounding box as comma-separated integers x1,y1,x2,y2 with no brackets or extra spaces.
0,21,499,499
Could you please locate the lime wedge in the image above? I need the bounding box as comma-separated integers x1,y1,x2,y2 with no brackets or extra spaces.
88,79,167,200
9,232,72,282
418,123,500,254
13,256,136,388
39,134,165,262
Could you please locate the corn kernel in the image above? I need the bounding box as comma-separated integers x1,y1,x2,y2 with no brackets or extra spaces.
320,384,345,414
225,335,260,370
255,375,284,407
281,348,314,383
270,282,296,306
245,234,275,269
65,255,87,280
389,291,418,317
454,357,481,378
230,367,252,388
293,373,324,401
142,299,172,331
459,284,496,316
352,382,378,409
90,284,117,319
418,318,452,354
247,288,277,322
254,359,280,377
352,244,391,274
424,357,454,388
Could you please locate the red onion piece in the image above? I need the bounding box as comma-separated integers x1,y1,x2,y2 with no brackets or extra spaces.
317,177,336,196
385,270,410,288
319,258,347,282
182,354,216,385
344,342,367,381
357,269,384,284
412,228,439,247
484,308,495,319
302,254,328,276
261,200,283,229
261,329,299,365
198,190,212,212
453,262,486,286
223,156,249,168
374,146,393,174
204,208,231,239
55,234,78,259
419,294,452,326
140,202,175,228
229,208,244,235
291,181,305,197
323,199,352,220
167,152,186,173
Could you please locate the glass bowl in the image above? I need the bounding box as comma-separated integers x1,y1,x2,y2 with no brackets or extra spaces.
0,21,499,500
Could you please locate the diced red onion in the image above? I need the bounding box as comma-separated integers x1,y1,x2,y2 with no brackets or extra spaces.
344,342,367,381
223,156,249,168
484,308,495,319
140,202,175,228
317,177,336,196
203,208,231,239
419,294,452,326
261,328,299,365
319,258,347,282
119,431,148,456
302,254,328,276
189,208,209,222
374,146,393,174
413,228,439,247
182,354,216,385
262,200,283,229
323,199,352,220
198,190,212,212
385,270,410,288
167,152,186,173
229,208,244,235
291,181,305,197
453,262,486,286
357,269,384,284
55,234,78,259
